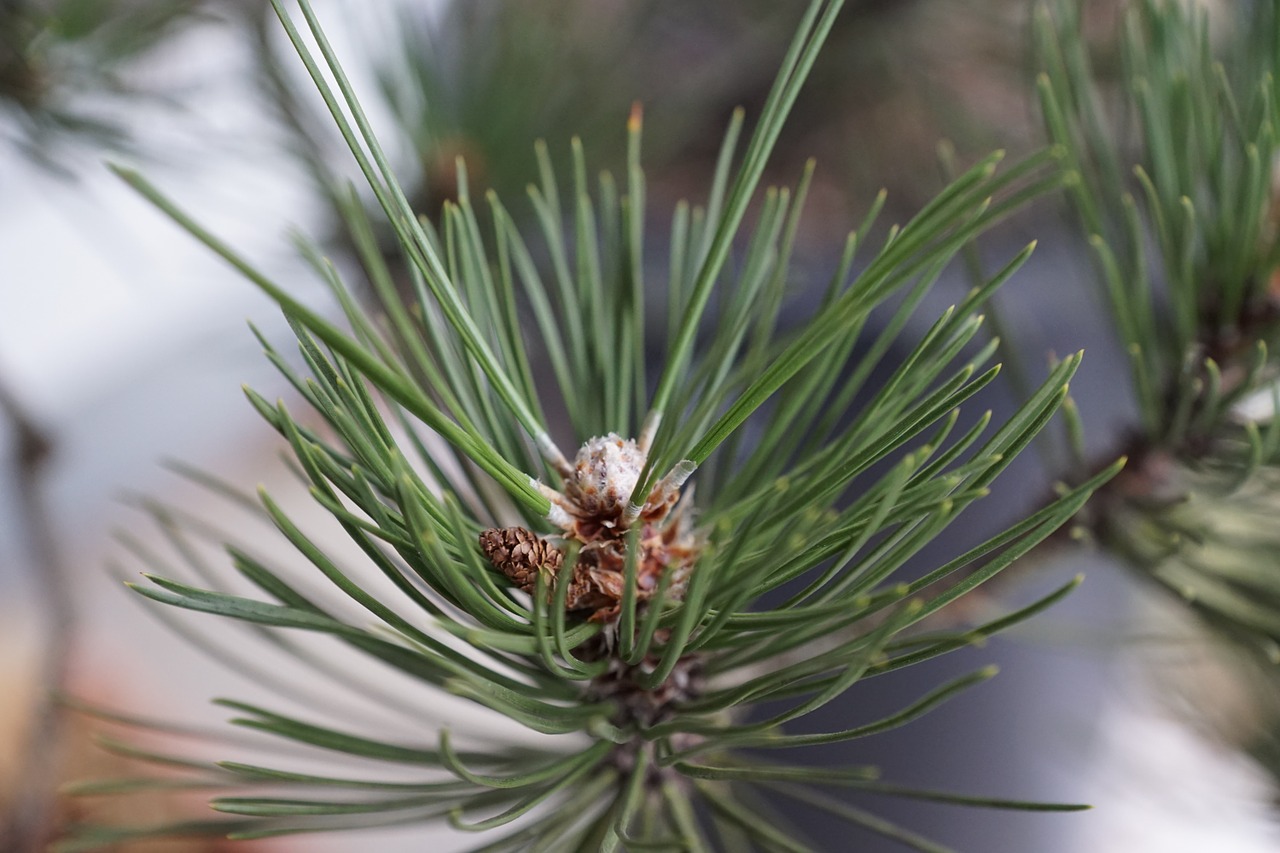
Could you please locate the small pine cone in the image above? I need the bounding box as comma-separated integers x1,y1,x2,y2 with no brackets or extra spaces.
479,527,564,592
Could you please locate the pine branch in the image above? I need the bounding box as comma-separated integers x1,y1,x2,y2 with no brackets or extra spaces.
59,1,1118,849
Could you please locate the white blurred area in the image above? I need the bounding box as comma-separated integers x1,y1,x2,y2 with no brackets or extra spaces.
0,2,1277,852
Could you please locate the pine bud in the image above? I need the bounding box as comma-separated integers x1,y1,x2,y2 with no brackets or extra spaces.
565,433,645,522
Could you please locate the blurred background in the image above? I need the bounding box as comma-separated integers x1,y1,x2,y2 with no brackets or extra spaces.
2,0,1277,850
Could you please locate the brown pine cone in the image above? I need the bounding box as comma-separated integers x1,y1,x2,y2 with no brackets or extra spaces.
479,527,564,592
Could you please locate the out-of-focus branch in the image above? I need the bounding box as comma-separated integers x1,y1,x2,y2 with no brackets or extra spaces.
244,0,338,209
0,370,73,852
